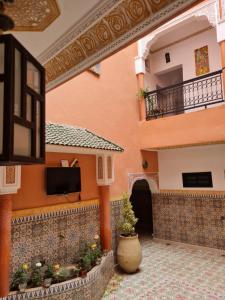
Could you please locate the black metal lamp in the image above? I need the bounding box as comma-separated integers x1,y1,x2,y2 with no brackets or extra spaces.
0,1,45,165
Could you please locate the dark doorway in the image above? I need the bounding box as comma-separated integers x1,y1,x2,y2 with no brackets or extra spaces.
155,66,184,116
130,179,153,236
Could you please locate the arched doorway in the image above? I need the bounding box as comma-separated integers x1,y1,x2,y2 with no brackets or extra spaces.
130,179,153,236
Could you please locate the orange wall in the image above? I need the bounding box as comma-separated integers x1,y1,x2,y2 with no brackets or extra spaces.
141,150,158,172
139,104,225,149
13,152,98,211
46,44,159,202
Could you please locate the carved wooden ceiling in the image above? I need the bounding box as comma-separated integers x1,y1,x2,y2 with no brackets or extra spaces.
5,0,60,31
8,0,199,91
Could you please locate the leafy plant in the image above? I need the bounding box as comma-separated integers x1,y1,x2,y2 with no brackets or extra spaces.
137,88,149,99
80,254,92,271
44,265,54,279
11,265,29,289
71,266,81,278
54,267,71,283
30,266,42,287
119,193,138,236
79,234,102,271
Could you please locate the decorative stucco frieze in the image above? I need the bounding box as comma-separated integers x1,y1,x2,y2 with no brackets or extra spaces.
128,172,159,193
36,0,198,91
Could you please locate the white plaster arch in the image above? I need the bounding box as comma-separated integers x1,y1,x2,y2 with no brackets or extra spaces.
136,0,218,67
128,173,159,194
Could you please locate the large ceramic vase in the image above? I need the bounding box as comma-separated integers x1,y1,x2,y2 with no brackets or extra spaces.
117,234,142,273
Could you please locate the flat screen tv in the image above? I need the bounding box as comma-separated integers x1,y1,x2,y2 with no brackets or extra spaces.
46,167,81,195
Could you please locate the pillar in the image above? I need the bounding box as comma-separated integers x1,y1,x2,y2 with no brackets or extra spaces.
0,195,13,297
98,185,112,251
220,41,225,99
0,166,21,297
136,73,146,121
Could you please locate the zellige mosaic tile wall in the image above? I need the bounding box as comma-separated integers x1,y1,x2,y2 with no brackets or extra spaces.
153,192,225,249
11,201,123,278
11,204,100,277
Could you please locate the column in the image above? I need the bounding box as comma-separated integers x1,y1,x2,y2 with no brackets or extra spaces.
0,195,13,297
0,166,21,297
98,185,112,251
135,56,146,121
220,41,225,99
136,72,146,121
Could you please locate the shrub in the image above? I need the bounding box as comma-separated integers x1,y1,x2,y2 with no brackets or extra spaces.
30,265,43,287
119,193,138,236
44,265,54,279
54,267,71,283
11,264,29,289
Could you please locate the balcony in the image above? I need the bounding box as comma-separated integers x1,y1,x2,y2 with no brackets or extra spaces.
145,70,224,120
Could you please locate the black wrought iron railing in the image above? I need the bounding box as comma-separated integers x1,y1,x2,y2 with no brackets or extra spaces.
145,70,224,120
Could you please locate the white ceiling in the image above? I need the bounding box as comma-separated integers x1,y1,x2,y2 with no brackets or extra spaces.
11,0,101,58
151,17,211,52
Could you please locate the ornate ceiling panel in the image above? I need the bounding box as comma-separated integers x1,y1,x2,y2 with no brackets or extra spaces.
36,0,198,91
5,0,60,31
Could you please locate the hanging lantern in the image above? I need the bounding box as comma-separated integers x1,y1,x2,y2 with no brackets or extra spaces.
0,33,45,165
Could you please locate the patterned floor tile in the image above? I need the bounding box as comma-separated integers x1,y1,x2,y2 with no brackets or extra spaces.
104,238,225,300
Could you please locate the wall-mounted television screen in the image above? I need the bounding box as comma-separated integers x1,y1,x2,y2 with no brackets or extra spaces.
46,167,81,195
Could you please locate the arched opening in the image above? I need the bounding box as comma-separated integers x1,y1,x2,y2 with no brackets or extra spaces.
130,179,153,236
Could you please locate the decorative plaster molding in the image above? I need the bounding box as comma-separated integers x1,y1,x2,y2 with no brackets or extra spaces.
128,172,159,193
135,56,146,74
218,0,225,22
6,166,16,184
36,0,197,91
0,166,21,195
5,0,60,31
96,154,114,186
138,0,218,59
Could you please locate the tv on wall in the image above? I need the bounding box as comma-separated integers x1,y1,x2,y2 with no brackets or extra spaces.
46,167,81,195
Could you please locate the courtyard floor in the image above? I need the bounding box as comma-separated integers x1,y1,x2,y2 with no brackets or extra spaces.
104,237,225,300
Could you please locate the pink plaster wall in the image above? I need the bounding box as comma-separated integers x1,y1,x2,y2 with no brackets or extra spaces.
46,44,158,200
139,104,225,150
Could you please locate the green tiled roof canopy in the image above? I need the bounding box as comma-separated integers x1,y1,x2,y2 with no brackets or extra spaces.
46,122,123,152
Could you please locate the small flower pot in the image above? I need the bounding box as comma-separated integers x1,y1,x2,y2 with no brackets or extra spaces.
18,283,27,292
79,270,87,278
43,278,52,288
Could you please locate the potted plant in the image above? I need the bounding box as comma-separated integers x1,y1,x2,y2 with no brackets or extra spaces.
30,262,43,287
117,193,142,273
53,267,71,283
43,265,54,287
137,88,149,99
11,264,29,292
79,253,92,277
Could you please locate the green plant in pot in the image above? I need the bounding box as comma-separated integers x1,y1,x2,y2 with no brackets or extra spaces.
137,88,149,99
43,265,54,287
11,264,29,292
53,267,71,283
54,267,71,283
30,262,43,287
117,193,142,273
79,253,92,277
